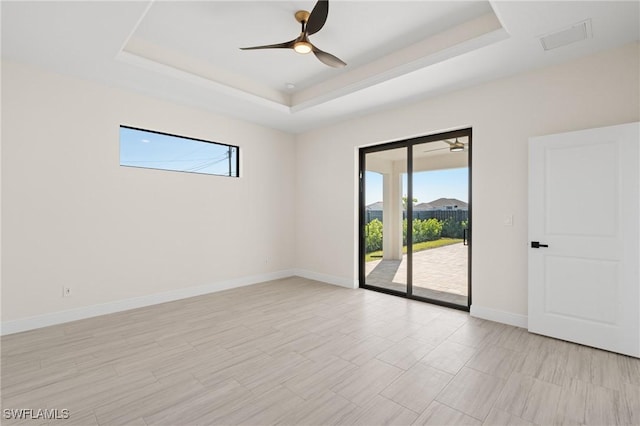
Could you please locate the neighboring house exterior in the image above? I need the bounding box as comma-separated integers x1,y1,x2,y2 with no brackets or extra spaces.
423,198,468,211
366,198,468,224
414,202,435,211
365,201,384,211
367,198,468,212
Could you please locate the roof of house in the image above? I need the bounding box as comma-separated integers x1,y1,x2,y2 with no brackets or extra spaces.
414,202,435,211
367,198,468,211
426,198,468,209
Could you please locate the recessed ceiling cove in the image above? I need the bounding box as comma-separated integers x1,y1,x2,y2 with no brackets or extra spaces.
119,1,505,113
5,1,638,133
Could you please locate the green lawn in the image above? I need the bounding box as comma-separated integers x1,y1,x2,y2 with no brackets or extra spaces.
365,238,463,262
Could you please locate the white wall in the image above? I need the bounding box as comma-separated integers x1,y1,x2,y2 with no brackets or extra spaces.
1,61,296,328
3,42,639,333
295,42,640,323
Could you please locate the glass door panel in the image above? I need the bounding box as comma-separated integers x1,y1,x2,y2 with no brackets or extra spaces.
363,147,408,294
411,137,469,307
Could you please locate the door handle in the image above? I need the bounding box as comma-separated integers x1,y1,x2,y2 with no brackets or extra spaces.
531,241,549,248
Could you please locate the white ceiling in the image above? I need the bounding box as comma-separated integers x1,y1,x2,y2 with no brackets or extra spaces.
2,1,639,134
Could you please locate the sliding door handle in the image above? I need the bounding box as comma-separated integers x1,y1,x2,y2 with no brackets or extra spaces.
531,241,549,248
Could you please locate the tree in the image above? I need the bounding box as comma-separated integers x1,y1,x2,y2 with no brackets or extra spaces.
402,196,417,210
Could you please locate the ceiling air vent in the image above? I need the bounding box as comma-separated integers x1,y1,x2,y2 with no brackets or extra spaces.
540,20,592,51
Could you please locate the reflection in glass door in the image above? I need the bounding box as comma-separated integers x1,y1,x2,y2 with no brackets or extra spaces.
359,129,471,310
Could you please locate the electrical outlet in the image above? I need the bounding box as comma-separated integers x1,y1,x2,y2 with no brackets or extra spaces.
62,286,72,297
504,215,514,226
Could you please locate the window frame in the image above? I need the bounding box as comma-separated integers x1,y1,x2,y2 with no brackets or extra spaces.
119,125,240,178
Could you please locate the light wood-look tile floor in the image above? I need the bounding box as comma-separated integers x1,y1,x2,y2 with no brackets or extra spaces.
2,277,639,425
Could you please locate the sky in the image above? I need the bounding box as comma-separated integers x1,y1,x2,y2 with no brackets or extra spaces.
119,127,237,176
365,168,468,206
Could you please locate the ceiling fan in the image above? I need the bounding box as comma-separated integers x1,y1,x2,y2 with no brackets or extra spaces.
240,0,346,68
423,139,467,153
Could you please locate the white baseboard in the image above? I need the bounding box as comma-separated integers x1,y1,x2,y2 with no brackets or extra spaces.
293,269,357,289
470,305,528,328
1,269,296,336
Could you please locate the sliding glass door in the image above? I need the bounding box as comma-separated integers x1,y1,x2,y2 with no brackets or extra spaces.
359,129,471,310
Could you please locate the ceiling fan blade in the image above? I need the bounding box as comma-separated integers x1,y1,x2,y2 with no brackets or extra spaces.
312,45,346,68
443,139,468,146
240,40,295,50
423,147,449,153
306,0,329,35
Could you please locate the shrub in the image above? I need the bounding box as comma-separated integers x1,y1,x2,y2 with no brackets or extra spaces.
416,218,442,242
403,218,442,244
365,219,383,253
441,218,468,239
369,217,465,252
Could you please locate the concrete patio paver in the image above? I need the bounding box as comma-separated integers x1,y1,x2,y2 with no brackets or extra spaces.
364,242,468,306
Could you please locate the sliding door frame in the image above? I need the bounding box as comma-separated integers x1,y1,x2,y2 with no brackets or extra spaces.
358,128,472,311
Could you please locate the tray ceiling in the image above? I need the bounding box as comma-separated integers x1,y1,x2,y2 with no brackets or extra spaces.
2,1,639,133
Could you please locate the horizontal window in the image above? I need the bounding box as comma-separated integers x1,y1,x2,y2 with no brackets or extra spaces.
119,126,239,177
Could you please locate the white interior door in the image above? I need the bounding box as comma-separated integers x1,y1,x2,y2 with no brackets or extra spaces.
528,122,639,358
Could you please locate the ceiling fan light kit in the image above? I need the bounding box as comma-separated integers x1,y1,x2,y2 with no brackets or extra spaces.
240,0,346,68
294,43,313,54
293,38,313,54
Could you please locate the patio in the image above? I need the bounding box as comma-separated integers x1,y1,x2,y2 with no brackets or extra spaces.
364,242,468,306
